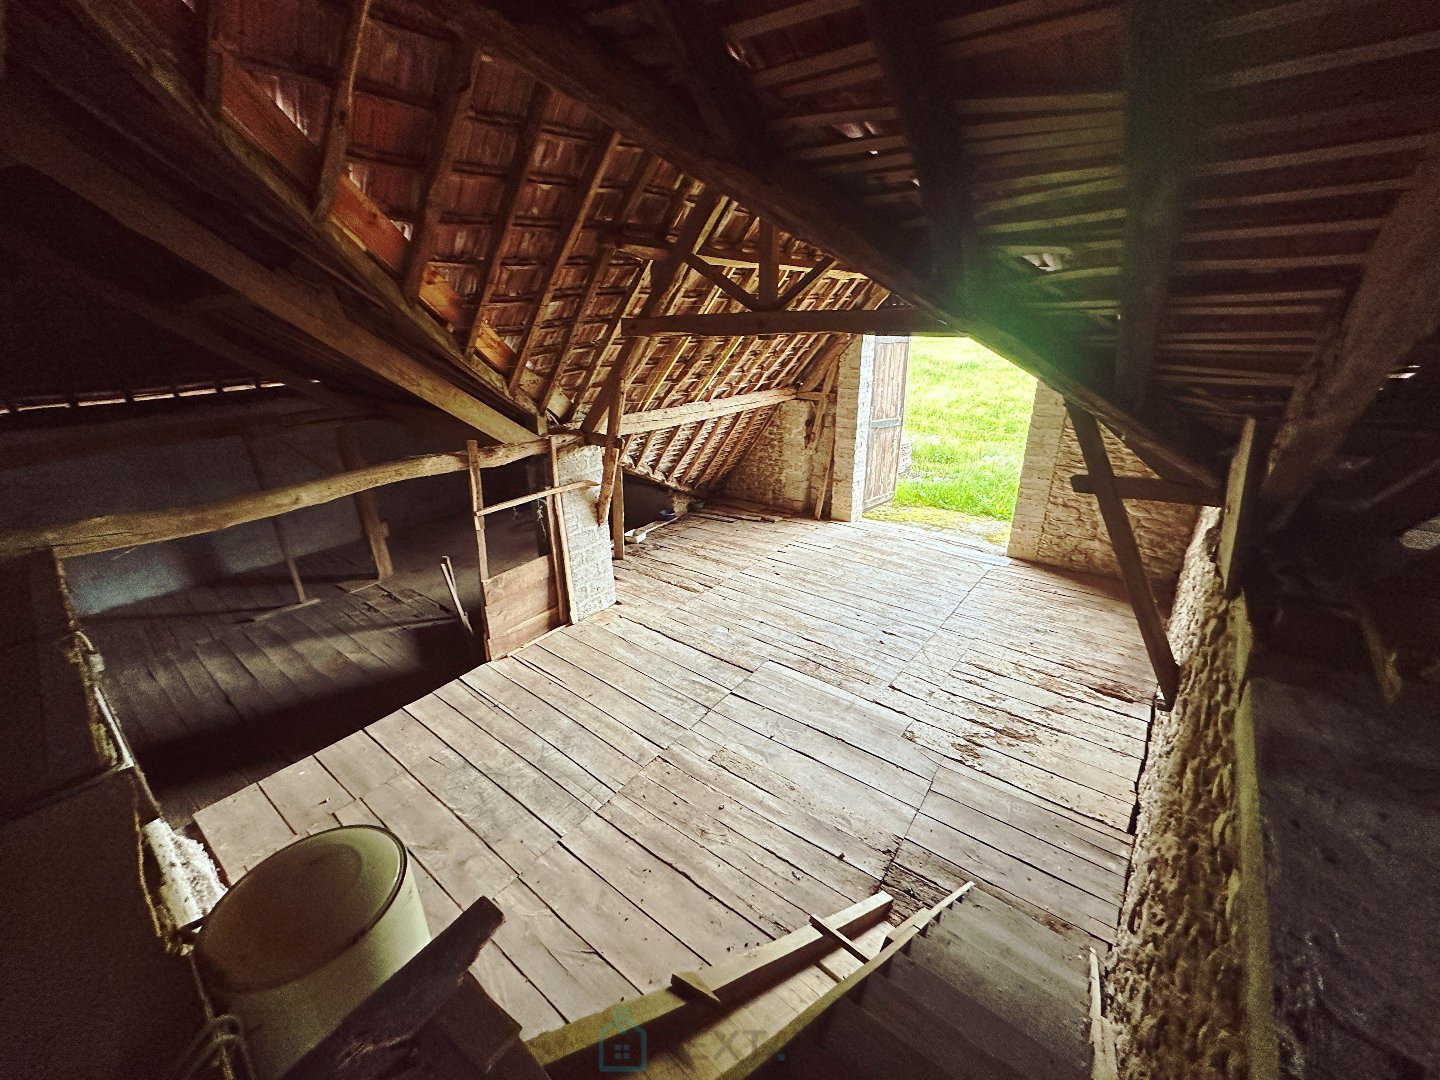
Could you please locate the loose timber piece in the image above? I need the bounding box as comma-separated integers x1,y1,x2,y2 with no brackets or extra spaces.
466,440,492,649
278,895,503,1080
400,39,480,301
1218,417,1266,599
1070,475,1222,506
546,438,575,622
1263,160,1440,507
0,444,547,559
526,891,893,1077
1066,403,1179,708
611,457,626,560
625,307,952,338
0,90,538,444
1113,0,1213,408
338,425,394,579
312,0,371,220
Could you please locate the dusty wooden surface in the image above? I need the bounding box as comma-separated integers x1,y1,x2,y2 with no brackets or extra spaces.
196,511,1150,1038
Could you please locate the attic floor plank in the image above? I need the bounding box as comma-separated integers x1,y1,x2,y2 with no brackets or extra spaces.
191,508,1154,1038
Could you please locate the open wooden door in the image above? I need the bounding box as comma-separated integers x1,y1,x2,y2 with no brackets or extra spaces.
467,442,572,661
863,336,910,509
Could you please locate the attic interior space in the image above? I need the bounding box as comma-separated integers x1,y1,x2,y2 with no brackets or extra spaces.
3,1,1439,1079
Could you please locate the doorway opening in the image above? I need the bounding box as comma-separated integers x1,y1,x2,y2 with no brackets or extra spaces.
865,336,1037,547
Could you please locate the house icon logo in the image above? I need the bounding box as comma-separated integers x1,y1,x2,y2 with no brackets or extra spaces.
597,1003,647,1073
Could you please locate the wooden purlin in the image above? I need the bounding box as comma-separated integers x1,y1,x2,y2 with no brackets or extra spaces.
509,129,623,396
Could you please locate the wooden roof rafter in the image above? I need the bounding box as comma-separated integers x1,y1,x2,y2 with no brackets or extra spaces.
313,0,373,220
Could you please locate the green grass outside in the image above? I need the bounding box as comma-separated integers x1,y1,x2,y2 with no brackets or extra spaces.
886,336,1037,522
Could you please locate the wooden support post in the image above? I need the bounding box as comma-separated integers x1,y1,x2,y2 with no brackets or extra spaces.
546,439,575,623
610,458,626,561
197,0,225,110
465,440,492,658
337,426,393,579
1066,403,1179,708
757,220,779,308
313,0,371,220
243,436,307,604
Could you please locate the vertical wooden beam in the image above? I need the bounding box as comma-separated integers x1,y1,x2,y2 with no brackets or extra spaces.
508,129,622,396
757,219,779,308
337,425,393,579
465,440,492,657
313,0,372,220
610,458,626,560
546,438,576,621
1113,0,1213,407
467,82,552,343
401,40,481,301
1066,403,1179,708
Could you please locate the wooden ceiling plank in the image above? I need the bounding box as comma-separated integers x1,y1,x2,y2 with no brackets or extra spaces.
508,129,622,396
1263,159,1440,506
313,0,372,220
401,39,481,301
1113,0,1214,410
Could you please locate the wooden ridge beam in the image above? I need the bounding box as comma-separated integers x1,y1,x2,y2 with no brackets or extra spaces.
1067,403,1179,708
313,0,371,220
616,387,798,435
1264,159,1440,507
0,86,538,445
1113,0,1212,409
0,441,548,559
625,307,953,338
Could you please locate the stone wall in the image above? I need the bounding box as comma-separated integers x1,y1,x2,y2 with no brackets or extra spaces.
1009,383,1199,589
1109,510,1262,1079
829,335,874,522
722,399,820,514
554,443,616,621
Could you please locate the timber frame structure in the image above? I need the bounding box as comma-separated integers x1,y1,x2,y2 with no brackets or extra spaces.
5,1,1440,1078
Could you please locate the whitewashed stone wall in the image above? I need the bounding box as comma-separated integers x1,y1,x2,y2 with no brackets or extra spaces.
1009,383,1199,589
722,400,819,513
829,335,874,522
554,444,615,620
